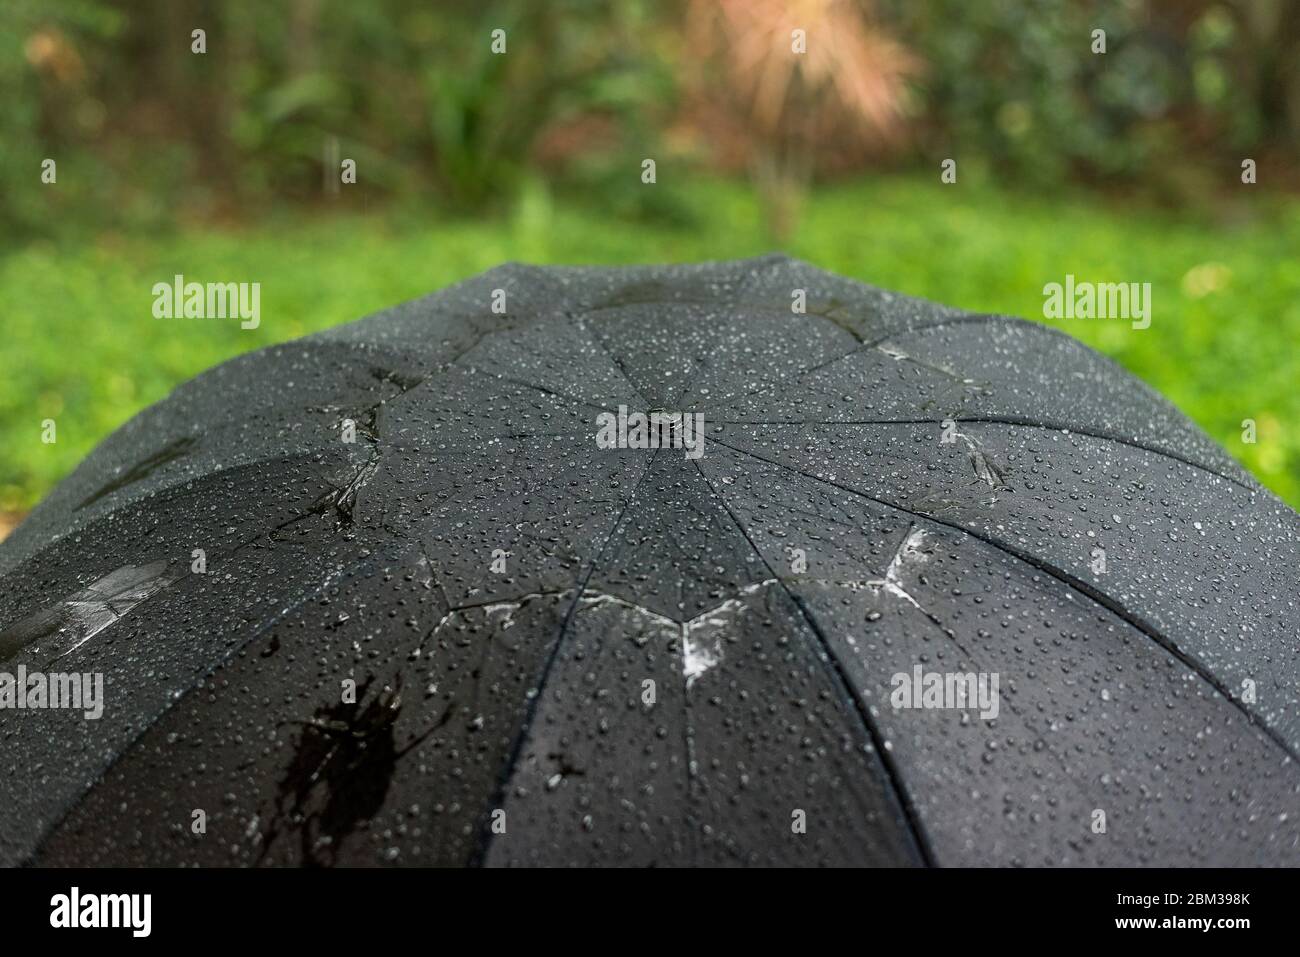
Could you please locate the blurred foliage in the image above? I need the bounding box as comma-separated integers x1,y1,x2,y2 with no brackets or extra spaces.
3,0,1298,241
886,0,1300,194
1,0,679,236
0,0,127,235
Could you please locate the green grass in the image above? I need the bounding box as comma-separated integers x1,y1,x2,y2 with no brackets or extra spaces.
3,174,1298,511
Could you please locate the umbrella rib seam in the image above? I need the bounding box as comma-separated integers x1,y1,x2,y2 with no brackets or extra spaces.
21,544,394,865
473,371,629,417
469,449,661,867
19,440,401,863
713,436,1300,766
709,314,1016,414
717,417,1255,491
571,314,656,410
692,458,938,868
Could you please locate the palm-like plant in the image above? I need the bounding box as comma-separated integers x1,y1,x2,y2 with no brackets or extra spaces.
684,0,920,239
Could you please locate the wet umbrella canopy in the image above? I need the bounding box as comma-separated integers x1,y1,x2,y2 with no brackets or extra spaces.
1,256,1297,867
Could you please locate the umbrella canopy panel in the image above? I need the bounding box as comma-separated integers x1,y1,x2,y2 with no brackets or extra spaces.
1,256,1296,866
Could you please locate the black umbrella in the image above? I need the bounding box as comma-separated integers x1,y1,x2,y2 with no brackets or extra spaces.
2,255,1296,867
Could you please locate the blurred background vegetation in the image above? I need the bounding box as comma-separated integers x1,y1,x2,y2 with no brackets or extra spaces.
1,0,1298,521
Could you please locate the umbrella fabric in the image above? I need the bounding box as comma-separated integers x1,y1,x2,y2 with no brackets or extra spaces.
1,255,1296,866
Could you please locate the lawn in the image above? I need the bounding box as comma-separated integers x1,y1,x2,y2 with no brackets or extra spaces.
2,174,1298,512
